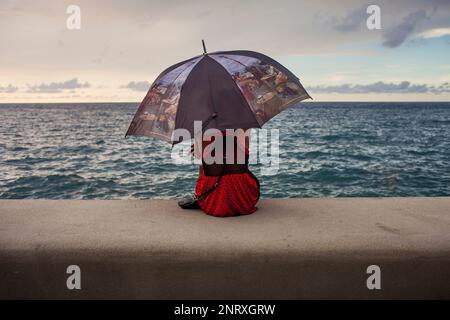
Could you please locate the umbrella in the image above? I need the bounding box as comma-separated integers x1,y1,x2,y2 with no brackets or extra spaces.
126,41,311,143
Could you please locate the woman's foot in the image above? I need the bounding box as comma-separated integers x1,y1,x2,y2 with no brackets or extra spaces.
177,194,200,209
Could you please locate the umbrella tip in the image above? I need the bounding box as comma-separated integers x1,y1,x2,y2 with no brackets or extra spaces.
202,39,207,54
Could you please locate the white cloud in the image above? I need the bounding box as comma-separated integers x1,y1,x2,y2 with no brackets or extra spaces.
0,84,18,93
417,27,450,38
309,81,450,94
26,78,90,93
121,81,151,92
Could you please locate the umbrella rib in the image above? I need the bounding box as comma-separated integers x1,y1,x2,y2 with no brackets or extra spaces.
213,54,248,70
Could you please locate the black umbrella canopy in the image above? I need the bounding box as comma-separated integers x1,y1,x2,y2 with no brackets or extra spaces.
126,48,311,143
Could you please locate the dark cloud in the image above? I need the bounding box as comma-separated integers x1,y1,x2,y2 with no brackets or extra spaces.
0,84,18,93
382,10,428,48
331,5,367,33
331,6,437,48
309,81,450,94
26,78,90,93
429,82,450,94
121,81,151,92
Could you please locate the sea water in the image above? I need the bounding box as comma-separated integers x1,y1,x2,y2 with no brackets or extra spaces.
0,102,449,199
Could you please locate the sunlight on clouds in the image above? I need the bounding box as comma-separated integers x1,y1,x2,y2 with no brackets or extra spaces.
418,28,450,39
0,0,449,102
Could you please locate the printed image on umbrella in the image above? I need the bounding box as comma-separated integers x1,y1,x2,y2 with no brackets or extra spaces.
126,42,312,142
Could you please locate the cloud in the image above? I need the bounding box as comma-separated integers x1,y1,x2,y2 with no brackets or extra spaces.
309,81,450,94
331,5,367,33
0,84,18,93
26,78,90,93
382,10,428,48
121,81,151,92
329,6,438,48
429,82,450,94
417,27,450,38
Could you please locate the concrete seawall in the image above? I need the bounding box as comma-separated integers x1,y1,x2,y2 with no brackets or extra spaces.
0,198,449,299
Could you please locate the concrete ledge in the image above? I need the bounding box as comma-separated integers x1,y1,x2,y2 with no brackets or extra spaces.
0,198,449,299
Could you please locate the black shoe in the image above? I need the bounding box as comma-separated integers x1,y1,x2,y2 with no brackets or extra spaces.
178,194,201,209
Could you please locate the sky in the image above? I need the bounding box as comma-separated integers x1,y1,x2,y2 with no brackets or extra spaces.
0,0,449,103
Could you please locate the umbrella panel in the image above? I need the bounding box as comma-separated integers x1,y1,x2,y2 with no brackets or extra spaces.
126,57,201,141
209,53,310,126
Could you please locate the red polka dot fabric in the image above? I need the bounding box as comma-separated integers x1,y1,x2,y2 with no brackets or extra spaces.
195,172,260,217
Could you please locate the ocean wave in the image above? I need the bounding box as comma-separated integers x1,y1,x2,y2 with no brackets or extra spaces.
0,102,449,199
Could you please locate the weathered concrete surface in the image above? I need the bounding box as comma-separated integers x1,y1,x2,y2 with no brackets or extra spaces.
0,198,449,299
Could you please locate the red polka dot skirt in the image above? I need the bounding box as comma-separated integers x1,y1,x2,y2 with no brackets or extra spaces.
195,172,260,217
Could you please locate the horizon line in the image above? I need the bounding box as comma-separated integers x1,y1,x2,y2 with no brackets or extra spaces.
1,100,450,105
